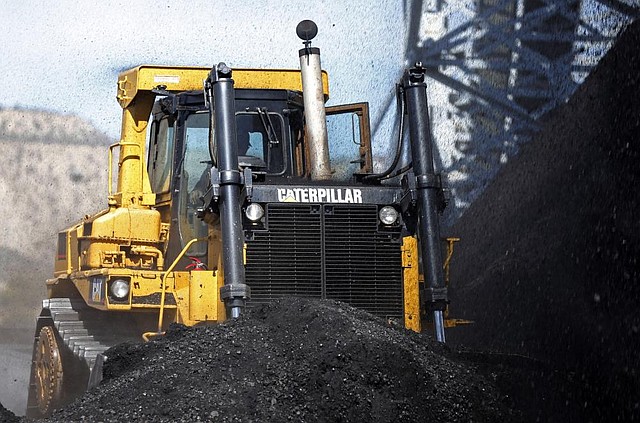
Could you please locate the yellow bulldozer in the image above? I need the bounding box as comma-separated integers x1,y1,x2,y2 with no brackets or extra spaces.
27,21,462,417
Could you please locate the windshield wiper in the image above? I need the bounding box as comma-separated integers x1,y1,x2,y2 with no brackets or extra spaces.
257,107,279,145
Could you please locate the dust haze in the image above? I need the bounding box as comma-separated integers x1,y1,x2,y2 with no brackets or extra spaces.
0,108,113,413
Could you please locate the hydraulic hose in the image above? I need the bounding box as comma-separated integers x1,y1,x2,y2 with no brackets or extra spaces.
379,161,413,181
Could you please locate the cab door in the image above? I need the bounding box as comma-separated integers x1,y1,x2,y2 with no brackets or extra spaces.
325,102,373,181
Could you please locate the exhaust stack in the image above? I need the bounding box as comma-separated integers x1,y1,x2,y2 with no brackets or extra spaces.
297,20,332,180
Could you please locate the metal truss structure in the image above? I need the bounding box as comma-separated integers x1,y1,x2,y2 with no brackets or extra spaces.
399,0,639,216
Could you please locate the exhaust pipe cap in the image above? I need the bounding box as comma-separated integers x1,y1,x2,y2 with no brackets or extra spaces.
296,20,318,43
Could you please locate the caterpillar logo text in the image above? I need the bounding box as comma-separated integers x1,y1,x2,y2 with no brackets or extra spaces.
277,188,363,204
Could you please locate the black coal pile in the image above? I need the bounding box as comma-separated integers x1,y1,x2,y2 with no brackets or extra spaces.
1,402,18,423
36,299,514,423
447,19,640,422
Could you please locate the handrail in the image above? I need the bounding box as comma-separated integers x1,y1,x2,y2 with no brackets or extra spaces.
108,141,143,196
142,237,208,341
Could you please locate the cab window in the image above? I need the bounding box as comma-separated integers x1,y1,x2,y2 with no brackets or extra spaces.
149,118,175,193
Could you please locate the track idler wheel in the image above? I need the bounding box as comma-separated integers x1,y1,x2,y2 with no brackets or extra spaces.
34,326,64,415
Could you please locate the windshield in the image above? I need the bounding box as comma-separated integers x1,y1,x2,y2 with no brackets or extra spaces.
183,110,287,173
235,111,286,174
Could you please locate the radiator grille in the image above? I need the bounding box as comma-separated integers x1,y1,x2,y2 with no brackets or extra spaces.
245,203,403,318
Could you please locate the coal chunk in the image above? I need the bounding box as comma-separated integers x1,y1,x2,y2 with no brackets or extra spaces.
0,401,19,423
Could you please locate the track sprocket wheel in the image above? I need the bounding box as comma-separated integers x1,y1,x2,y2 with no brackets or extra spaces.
34,325,64,415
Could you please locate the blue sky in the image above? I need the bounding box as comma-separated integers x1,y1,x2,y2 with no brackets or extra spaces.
0,0,405,139
1,0,635,214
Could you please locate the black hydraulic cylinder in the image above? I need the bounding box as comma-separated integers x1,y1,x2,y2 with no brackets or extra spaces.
403,63,448,342
207,63,250,318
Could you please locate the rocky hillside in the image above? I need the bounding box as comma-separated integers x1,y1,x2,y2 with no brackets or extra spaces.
0,108,113,328
0,108,112,145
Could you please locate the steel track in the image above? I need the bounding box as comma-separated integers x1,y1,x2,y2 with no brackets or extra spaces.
40,298,120,372
27,297,143,417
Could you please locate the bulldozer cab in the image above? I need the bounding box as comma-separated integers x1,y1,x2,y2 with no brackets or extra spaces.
146,87,374,267
146,89,298,265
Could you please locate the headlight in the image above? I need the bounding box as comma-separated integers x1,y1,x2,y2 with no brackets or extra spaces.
109,279,130,300
245,203,264,222
379,206,399,225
